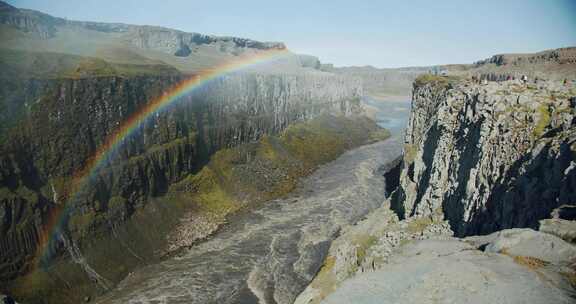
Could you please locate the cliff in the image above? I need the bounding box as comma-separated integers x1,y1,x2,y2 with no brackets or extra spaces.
0,3,389,302
0,70,378,303
323,65,431,98
393,74,576,236
297,51,576,303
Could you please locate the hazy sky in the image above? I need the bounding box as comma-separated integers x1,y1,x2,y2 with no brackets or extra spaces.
7,0,576,68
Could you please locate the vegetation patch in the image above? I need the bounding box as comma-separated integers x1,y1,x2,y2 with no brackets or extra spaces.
406,216,433,234
414,74,460,89
404,143,417,165
354,234,378,264
309,255,338,303
532,104,551,138
171,114,388,219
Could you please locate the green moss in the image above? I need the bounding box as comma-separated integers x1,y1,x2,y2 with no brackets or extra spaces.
108,196,127,211
354,234,378,263
533,104,551,138
9,269,59,304
309,255,338,303
14,185,38,204
414,74,460,88
187,166,237,215
128,136,195,165
404,144,417,165
68,210,101,236
281,121,343,166
167,115,385,220
406,216,433,234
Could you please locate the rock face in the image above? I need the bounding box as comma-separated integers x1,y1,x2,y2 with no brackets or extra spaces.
539,218,576,243
323,65,432,97
0,71,363,285
393,75,576,236
299,50,576,303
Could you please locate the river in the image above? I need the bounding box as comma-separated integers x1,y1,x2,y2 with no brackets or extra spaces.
362,96,411,136
97,137,402,304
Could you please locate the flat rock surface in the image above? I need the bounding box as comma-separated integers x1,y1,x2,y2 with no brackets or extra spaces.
97,139,402,304
322,238,575,304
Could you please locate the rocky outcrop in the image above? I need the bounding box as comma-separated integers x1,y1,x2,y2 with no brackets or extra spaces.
124,27,285,56
539,219,576,243
295,199,452,304
320,229,576,304
393,75,576,236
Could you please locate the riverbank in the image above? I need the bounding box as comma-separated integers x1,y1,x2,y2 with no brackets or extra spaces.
97,138,402,303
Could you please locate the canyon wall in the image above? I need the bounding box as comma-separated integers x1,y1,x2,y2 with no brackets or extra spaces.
393,75,576,236
323,65,431,97
0,71,363,284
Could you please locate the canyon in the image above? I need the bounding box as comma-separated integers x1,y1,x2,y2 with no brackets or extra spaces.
1,1,576,303
0,2,393,302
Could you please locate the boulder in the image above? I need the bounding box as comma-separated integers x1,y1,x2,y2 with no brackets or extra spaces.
539,218,576,243
482,228,576,265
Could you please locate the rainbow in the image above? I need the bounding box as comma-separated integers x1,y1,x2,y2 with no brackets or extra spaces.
36,48,292,267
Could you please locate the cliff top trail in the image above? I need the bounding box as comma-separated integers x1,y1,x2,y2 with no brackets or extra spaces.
96,138,402,304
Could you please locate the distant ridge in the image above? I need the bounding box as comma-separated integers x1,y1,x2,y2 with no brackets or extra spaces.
0,0,312,74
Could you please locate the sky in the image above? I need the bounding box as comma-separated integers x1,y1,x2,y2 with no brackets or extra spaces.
6,0,576,68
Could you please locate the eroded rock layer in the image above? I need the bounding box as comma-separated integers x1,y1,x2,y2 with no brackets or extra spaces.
393,75,576,236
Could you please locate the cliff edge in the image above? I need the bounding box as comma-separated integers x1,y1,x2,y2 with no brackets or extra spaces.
393,74,576,236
